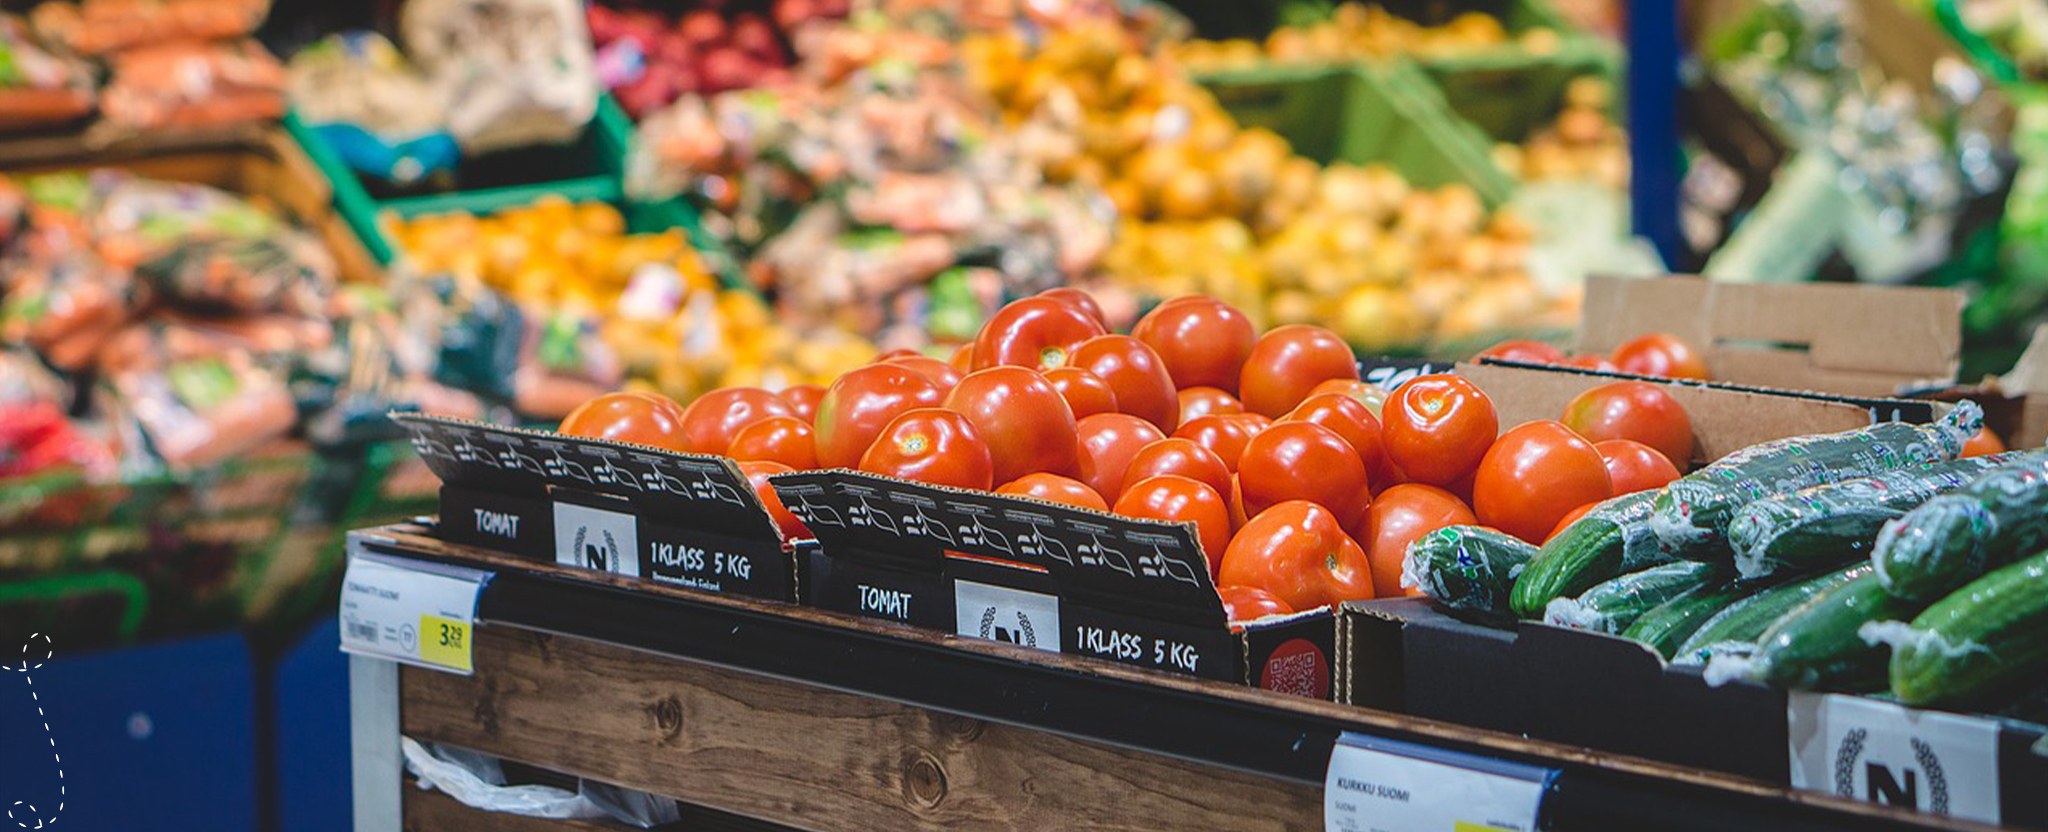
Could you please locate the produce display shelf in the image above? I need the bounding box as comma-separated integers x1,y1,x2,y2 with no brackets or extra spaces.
349,523,1994,832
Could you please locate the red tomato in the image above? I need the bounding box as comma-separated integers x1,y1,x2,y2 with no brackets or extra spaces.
1173,415,1258,472
1238,421,1371,521
1475,339,1566,365
1072,335,1180,432
1359,484,1475,597
1309,378,1387,416
1962,426,2006,458
1131,296,1256,393
995,472,1107,511
943,366,1080,483
1239,324,1359,418
875,348,922,362
738,460,810,541
1037,287,1107,327
1563,354,1621,373
1217,585,1295,621
814,364,944,469
1226,412,1273,432
1595,439,1681,495
1227,474,1250,529
1042,366,1119,420
779,384,826,424
726,415,817,469
1123,438,1232,501
1282,393,1385,478
1219,500,1374,610
1545,502,1597,544
1560,380,1695,467
972,297,1106,372
882,355,963,395
558,391,689,450
858,408,994,490
1074,413,1167,499
1115,475,1232,579
678,387,795,455
949,343,975,373
1177,386,1243,422
1473,420,1613,543
1382,374,1498,486
1611,333,1709,380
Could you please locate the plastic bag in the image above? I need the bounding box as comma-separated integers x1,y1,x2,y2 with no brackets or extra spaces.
401,0,596,154
401,738,680,827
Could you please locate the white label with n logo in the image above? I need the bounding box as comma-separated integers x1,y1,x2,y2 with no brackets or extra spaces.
553,501,641,578
1789,692,2000,824
953,580,1060,653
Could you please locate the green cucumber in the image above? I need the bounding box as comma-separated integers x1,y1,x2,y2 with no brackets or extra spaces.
1866,548,2048,707
1508,489,1672,619
1727,451,2032,579
1543,561,1723,634
1707,572,1927,691
1650,402,1981,560
1620,581,1751,660
1401,525,1539,618
1872,452,2048,601
1674,563,1871,664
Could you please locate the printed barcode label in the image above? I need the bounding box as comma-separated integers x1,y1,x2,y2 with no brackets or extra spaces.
339,538,491,675
347,620,379,643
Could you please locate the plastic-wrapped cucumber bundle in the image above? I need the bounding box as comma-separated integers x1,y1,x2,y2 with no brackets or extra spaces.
1871,452,2048,601
1543,561,1722,634
1861,548,2048,707
1650,402,1981,560
1727,449,2035,580
1509,489,1673,620
1703,571,1922,691
1673,563,1870,666
1402,525,1538,619
1621,580,1751,660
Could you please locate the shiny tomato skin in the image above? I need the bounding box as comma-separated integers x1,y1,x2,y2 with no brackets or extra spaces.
1217,585,1294,621
1074,413,1167,500
1043,366,1119,420
1611,333,1709,380
1173,415,1259,472
943,366,1080,483
875,348,922,362
1359,484,1475,597
1545,502,1597,544
1238,421,1372,521
1219,500,1374,610
1563,354,1621,373
1239,325,1360,418
1382,374,1498,486
1309,378,1387,417
1283,393,1386,478
858,408,995,490
814,365,944,469
1560,380,1695,467
1177,387,1243,422
972,297,1107,372
779,384,827,424
882,355,963,396
1226,412,1273,433
995,472,1107,511
1123,438,1233,501
678,387,795,455
1132,296,1256,393
726,415,818,469
1475,339,1566,365
949,343,976,373
1228,474,1250,529
558,391,690,450
1473,420,1613,544
738,460,811,541
1114,474,1233,579
1595,439,1681,495
1038,287,1108,327
1962,426,2006,458
1072,335,1180,433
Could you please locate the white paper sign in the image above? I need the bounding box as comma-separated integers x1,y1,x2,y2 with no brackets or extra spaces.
953,579,1061,653
554,501,640,577
1789,692,2002,825
1324,734,1552,832
339,544,491,675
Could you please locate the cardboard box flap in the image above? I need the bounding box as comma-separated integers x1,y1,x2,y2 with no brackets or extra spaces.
392,413,785,547
774,470,1227,627
1574,275,1964,396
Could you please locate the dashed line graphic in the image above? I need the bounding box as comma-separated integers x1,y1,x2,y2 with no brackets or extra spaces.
8,634,61,829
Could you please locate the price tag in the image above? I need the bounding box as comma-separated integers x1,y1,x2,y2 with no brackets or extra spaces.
339,542,491,675
1789,693,2001,824
1357,358,1455,391
1324,734,1554,832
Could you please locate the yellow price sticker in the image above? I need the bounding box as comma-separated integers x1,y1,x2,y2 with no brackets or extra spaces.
418,615,473,672
1454,824,1517,832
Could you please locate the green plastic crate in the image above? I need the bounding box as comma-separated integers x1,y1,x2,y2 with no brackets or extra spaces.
1416,39,1621,144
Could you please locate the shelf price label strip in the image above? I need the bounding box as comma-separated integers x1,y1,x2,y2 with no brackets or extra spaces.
1323,732,1557,832
339,540,494,675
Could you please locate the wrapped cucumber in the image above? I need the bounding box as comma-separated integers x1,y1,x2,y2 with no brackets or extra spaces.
1674,563,1870,665
1402,525,1538,619
1728,451,2033,579
1509,489,1673,619
1863,548,2048,707
1650,402,1981,560
1621,581,1752,660
1704,572,1925,691
1871,452,2048,601
1543,561,1723,634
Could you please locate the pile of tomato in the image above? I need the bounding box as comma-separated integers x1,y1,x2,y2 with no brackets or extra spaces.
556,290,1697,623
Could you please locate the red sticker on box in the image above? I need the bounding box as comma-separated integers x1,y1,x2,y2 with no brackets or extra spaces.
1260,637,1328,699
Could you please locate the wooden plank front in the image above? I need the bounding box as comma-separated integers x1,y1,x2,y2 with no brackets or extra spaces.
401,625,1321,832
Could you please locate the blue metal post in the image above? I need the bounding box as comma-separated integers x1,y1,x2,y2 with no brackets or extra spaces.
1628,1,1684,267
